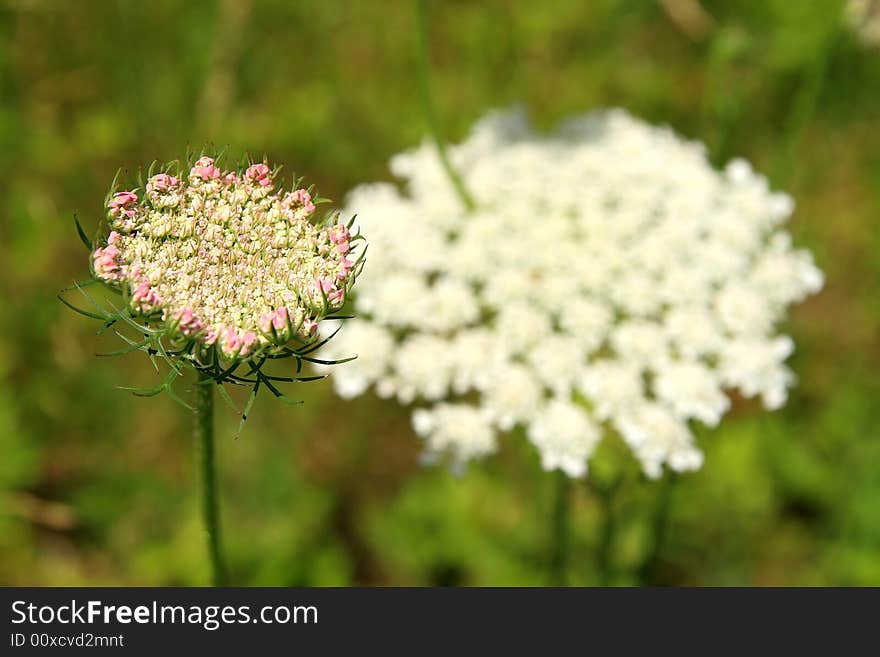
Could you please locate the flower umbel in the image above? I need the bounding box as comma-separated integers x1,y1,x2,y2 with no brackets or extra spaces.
65,155,365,410
322,108,823,479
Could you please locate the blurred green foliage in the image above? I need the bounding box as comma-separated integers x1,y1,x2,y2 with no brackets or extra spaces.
0,0,878,585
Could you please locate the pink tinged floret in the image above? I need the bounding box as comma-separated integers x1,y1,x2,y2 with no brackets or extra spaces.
270,307,288,331
174,307,204,336
108,190,138,218
220,326,243,356
132,280,161,307
260,307,290,337
191,156,221,180
329,224,351,254
329,224,350,244
240,331,257,356
245,163,273,187
328,289,345,304
107,231,120,245
337,257,354,280
288,188,315,217
303,319,319,335
147,173,179,193
224,172,239,185
92,244,123,280
317,278,335,294
259,312,274,334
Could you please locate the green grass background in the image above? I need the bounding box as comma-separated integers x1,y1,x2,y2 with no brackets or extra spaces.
0,0,878,585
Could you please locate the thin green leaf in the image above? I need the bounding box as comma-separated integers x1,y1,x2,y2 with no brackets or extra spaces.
164,381,194,411
73,214,92,251
60,279,100,293
257,374,303,406
215,383,240,414
297,354,357,366
235,381,261,438
57,294,107,320
96,337,150,357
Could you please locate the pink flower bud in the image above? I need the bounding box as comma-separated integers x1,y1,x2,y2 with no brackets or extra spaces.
108,190,138,218
132,280,161,308
259,312,274,333
147,173,179,193
273,307,288,331
220,326,243,356
173,307,204,336
287,188,315,218
240,331,257,356
92,244,123,280
245,163,272,187
337,258,354,279
329,224,350,244
191,157,221,181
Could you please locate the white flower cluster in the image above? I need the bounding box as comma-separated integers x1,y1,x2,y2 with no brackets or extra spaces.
322,108,823,479
92,158,361,361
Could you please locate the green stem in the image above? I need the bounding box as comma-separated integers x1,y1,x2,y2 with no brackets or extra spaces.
774,22,840,185
700,27,748,166
414,0,476,212
195,369,227,586
638,473,676,585
594,479,618,587
548,471,571,586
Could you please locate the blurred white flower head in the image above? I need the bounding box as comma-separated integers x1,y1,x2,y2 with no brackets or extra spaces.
847,0,880,47
321,107,823,479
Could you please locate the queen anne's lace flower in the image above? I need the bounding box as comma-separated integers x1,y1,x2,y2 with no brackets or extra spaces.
322,108,823,478
90,157,362,362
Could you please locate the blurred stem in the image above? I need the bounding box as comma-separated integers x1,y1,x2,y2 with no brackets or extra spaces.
774,21,841,185
195,370,227,586
414,0,476,212
592,475,620,587
548,471,572,586
637,473,676,585
701,28,748,165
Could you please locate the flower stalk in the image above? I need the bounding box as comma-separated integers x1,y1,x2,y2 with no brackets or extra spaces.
638,473,676,584
195,370,227,586
414,0,476,212
548,471,571,586
594,478,619,587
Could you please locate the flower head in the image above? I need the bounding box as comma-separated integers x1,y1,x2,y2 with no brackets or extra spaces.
88,156,364,363
322,108,823,478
